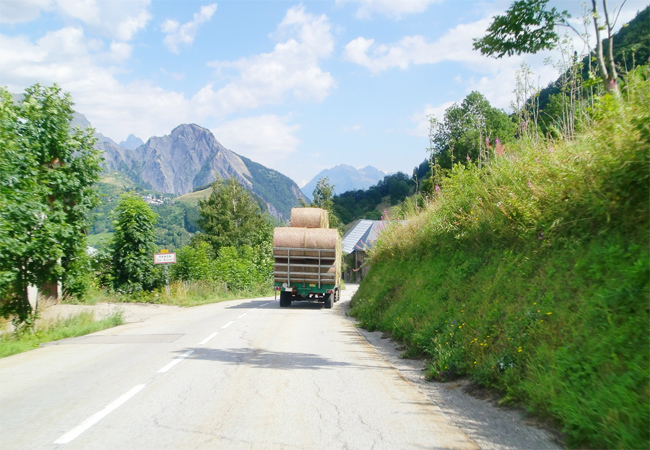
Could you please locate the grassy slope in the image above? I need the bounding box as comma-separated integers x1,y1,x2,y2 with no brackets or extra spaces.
175,186,212,206
350,72,650,449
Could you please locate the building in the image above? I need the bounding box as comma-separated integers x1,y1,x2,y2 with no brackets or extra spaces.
341,220,384,283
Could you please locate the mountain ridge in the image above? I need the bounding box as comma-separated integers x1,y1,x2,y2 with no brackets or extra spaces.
301,164,386,199
72,114,306,220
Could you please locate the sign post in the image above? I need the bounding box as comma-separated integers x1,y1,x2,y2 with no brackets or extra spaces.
154,250,176,296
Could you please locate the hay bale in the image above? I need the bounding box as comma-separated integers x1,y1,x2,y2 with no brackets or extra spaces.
304,228,338,250
274,227,307,249
290,207,329,228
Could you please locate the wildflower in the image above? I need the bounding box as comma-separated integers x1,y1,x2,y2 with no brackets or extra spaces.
549,146,554,152
474,361,477,364
547,312,552,315
435,184,441,193
467,154,471,161
495,139,505,156
535,158,540,163
518,347,523,353
538,233,544,240
528,181,534,189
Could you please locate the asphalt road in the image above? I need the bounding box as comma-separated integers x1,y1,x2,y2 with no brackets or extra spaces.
0,286,560,450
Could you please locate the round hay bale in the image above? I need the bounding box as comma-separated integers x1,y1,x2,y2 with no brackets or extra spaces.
273,227,306,248
304,228,338,250
290,207,329,228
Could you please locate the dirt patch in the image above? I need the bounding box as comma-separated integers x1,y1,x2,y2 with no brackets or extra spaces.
35,299,183,327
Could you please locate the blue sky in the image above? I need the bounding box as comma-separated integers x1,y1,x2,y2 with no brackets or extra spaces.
0,0,646,187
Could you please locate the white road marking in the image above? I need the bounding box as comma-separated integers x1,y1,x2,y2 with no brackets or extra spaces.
221,321,234,329
158,350,195,373
198,332,218,345
237,313,247,319
54,384,146,444
261,302,274,307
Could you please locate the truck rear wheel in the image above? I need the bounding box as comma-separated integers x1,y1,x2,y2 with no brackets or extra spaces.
324,293,333,309
279,291,292,307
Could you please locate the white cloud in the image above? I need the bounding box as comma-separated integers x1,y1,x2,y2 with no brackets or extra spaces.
0,26,193,141
343,124,361,132
212,115,300,168
55,0,151,41
344,18,495,74
162,3,217,54
409,102,454,137
0,0,53,23
336,0,443,19
200,5,335,116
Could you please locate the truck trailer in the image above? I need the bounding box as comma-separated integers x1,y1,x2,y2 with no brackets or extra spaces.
273,208,341,308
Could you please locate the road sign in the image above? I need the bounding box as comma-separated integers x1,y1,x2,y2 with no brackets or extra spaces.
154,252,176,264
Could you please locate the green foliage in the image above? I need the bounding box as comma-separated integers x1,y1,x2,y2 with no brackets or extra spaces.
351,71,650,449
307,177,341,228
171,241,215,282
0,84,102,322
111,193,162,293
431,91,515,169
194,177,267,255
333,172,415,224
472,0,567,58
214,245,272,292
89,180,197,250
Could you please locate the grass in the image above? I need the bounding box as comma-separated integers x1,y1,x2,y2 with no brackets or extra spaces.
350,70,650,449
87,232,114,247
0,311,124,358
78,280,274,307
175,186,212,205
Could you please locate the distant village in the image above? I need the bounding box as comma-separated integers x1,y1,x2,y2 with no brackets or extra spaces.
142,194,174,206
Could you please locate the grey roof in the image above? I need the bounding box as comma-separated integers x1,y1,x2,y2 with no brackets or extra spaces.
342,220,383,254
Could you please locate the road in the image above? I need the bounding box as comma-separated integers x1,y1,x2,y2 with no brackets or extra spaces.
0,286,559,449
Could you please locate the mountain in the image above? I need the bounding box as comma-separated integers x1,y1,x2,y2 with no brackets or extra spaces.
119,134,144,149
97,123,306,220
301,165,386,199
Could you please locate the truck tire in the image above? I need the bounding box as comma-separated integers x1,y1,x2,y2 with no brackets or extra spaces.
279,291,292,307
334,288,340,303
324,293,333,309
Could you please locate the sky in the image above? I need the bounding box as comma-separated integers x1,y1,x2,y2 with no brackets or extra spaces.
1,0,647,188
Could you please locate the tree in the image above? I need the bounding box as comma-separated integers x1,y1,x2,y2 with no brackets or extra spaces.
0,84,102,322
111,193,160,292
193,177,267,256
473,0,623,94
431,92,514,170
309,177,340,228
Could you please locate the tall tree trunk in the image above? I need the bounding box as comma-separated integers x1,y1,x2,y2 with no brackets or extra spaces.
591,0,620,95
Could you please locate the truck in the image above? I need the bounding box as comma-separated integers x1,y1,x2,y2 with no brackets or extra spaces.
273,208,341,308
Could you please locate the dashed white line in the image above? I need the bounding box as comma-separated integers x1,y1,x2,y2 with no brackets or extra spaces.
237,313,247,319
158,350,195,373
54,384,146,444
198,332,218,345
221,321,234,329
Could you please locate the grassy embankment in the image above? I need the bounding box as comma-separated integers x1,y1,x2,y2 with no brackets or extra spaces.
0,311,124,358
350,72,649,449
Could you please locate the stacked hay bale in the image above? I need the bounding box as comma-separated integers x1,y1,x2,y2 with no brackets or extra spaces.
273,208,341,288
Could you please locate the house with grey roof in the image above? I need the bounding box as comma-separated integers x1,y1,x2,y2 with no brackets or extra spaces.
341,220,385,282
